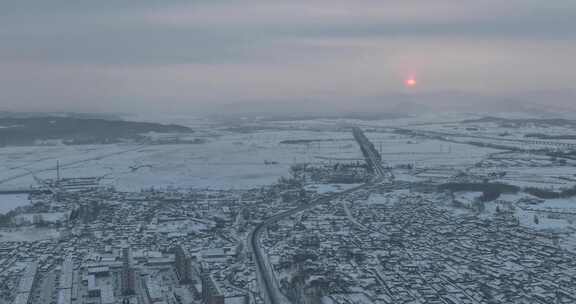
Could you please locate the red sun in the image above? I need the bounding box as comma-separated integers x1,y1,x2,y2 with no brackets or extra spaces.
405,77,417,88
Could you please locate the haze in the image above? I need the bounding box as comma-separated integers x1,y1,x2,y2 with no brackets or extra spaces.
1,0,575,114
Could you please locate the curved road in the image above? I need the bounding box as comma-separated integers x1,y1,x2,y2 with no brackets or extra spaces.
249,127,385,304
249,183,369,304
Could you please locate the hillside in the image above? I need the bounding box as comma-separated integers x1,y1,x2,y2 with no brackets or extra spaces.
0,116,192,146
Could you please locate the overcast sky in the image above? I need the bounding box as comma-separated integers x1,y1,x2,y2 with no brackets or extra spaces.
1,0,575,113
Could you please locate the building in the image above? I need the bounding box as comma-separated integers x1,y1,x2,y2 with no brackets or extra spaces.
86,274,116,304
87,275,100,298
12,262,38,304
121,247,136,295
201,274,224,304
55,177,100,192
100,285,115,304
57,289,72,304
143,277,164,303
174,245,195,284
57,257,74,304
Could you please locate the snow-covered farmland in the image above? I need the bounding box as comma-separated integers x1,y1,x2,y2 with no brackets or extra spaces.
0,130,362,192
363,132,498,168
0,194,29,214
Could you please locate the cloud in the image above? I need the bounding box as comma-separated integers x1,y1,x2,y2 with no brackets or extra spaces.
0,0,575,113
0,62,110,112
146,0,576,38
147,0,513,27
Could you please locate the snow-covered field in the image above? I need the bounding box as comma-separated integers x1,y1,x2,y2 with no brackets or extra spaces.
0,130,362,194
493,167,576,190
445,191,576,251
0,115,501,214
0,194,29,214
363,132,497,168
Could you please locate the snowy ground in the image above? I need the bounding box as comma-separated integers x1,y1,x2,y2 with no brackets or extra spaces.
363,132,498,168
0,130,362,194
0,115,504,214
445,191,576,251
494,167,576,190
0,194,29,214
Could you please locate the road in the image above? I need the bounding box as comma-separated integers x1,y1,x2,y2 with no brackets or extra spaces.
249,183,368,304
352,127,394,182
249,127,388,304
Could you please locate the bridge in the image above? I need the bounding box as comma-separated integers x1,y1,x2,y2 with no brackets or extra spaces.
352,127,394,182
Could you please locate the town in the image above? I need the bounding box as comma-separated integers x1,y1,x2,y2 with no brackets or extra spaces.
2,117,576,304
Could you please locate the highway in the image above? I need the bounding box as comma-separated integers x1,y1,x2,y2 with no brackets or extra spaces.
249,127,388,304
352,127,394,182
249,183,368,304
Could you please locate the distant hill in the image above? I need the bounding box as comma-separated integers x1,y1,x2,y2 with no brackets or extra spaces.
257,112,408,121
205,90,576,117
0,116,193,146
0,111,123,120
